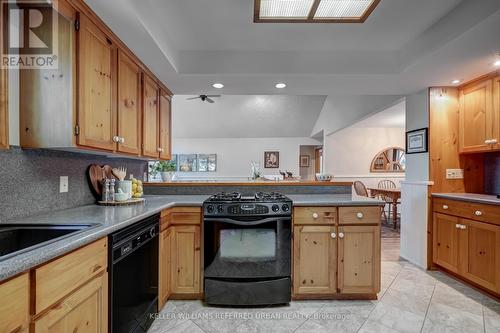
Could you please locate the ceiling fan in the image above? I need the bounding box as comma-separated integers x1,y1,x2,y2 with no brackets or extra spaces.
186,94,221,103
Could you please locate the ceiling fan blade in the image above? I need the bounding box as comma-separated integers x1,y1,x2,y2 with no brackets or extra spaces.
206,97,215,103
186,97,200,100
206,95,221,98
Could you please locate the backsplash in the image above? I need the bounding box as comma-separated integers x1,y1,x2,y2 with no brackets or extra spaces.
0,147,147,222
484,152,500,195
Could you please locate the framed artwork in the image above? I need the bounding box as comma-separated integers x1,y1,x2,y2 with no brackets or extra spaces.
264,151,279,168
178,154,198,172
406,128,428,154
300,155,310,167
198,154,217,172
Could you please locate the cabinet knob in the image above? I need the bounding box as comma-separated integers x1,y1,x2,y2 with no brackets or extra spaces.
312,213,319,219
491,139,498,144
475,210,483,216
442,205,449,210
157,147,164,152
485,139,492,145
330,232,336,239
460,224,467,230
113,136,120,143
338,232,345,239
356,212,364,219
455,223,461,229
119,137,125,143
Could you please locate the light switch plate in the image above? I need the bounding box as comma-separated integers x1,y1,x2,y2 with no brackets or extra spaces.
60,176,69,193
446,169,464,179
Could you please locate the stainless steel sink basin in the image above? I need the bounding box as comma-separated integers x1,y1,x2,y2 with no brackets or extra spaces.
0,224,99,261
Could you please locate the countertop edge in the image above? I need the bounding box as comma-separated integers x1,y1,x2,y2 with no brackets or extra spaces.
431,193,500,206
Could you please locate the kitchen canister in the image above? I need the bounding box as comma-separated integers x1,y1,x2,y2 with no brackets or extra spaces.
116,180,133,199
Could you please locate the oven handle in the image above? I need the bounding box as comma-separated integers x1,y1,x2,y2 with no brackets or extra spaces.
204,217,290,225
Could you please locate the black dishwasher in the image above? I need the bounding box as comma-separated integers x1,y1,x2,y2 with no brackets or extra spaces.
109,214,159,333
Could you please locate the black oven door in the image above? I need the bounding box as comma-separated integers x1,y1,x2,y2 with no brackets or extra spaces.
204,216,291,279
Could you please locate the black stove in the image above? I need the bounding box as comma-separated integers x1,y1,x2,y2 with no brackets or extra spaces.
204,192,292,217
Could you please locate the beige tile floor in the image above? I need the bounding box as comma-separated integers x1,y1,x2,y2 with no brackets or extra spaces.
148,260,500,333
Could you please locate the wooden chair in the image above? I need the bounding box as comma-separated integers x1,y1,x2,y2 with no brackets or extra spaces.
378,180,398,225
353,181,369,197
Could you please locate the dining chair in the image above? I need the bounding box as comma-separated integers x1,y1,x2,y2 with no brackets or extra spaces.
353,181,369,197
378,180,397,223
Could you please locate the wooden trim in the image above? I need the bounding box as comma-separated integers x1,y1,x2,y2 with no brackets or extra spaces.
458,70,499,90
145,181,353,187
253,0,381,23
0,0,8,149
293,293,377,300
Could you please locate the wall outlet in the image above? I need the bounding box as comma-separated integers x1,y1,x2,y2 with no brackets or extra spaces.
446,169,464,179
60,176,69,193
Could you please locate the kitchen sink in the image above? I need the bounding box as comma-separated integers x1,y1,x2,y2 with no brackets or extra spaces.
0,224,99,261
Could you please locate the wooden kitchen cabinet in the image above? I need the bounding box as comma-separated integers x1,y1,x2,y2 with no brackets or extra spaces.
0,273,29,333
34,273,108,333
293,225,337,295
142,74,160,158
433,213,459,273
459,78,495,153
117,50,142,156
170,225,201,296
159,90,172,160
338,225,380,294
494,75,500,150
159,227,173,308
77,13,117,151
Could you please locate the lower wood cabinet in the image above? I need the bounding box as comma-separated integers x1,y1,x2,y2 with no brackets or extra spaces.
159,227,173,308
0,273,29,333
432,198,500,295
170,225,201,295
34,272,108,333
293,225,337,295
293,206,381,299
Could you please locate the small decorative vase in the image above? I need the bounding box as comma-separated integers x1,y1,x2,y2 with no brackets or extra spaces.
160,172,174,182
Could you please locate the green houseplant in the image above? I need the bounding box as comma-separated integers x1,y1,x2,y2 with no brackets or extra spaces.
150,160,176,182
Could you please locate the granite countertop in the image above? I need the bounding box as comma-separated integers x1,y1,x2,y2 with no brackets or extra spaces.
0,194,382,282
431,193,500,206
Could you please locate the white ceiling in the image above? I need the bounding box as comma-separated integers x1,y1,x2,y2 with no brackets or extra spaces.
84,0,500,95
172,95,326,138
350,100,405,128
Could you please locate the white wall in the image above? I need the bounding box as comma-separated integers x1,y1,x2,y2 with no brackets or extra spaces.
323,127,406,188
405,90,429,181
172,137,321,180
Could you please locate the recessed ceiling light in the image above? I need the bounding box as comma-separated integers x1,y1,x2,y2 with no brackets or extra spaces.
275,83,287,89
212,83,224,89
494,60,500,67
451,79,460,84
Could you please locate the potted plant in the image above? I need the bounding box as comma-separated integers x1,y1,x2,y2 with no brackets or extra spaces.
150,160,176,182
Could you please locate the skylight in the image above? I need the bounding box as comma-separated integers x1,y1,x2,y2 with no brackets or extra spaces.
254,0,381,23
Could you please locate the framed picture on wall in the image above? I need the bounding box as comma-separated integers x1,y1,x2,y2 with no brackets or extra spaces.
300,155,310,167
198,154,217,172
264,151,279,168
406,128,428,154
178,154,198,172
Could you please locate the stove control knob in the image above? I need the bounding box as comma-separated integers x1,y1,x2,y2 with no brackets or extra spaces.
271,204,280,212
206,205,214,213
217,205,224,213
281,204,290,212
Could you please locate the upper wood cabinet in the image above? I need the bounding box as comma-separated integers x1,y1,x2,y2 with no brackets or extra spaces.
493,75,500,151
159,91,172,160
78,14,117,151
459,78,495,153
293,225,337,296
142,74,160,158
117,51,142,156
0,274,29,333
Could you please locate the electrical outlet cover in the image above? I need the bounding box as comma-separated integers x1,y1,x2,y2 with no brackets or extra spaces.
60,176,69,193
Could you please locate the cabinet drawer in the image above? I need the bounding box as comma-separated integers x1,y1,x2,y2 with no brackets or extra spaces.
293,207,337,225
339,207,381,225
35,238,108,314
171,207,202,225
0,273,29,333
433,198,500,226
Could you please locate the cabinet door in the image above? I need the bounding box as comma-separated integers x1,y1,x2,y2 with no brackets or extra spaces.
459,79,494,153
293,225,336,295
458,219,500,292
159,91,172,160
433,213,459,272
34,273,108,333
117,51,142,155
159,228,173,308
142,75,160,158
171,226,201,295
0,274,29,333
78,15,116,151
338,226,380,294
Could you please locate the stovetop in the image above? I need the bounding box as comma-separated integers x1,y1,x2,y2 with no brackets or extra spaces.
204,192,292,217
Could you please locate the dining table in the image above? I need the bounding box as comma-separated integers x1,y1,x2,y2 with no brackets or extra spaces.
368,187,401,229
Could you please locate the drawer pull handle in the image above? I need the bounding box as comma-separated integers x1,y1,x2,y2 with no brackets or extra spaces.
356,212,364,219
475,210,483,216
312,213,319,219
331,232,336,239
338,232,345,239
442,205,449,210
